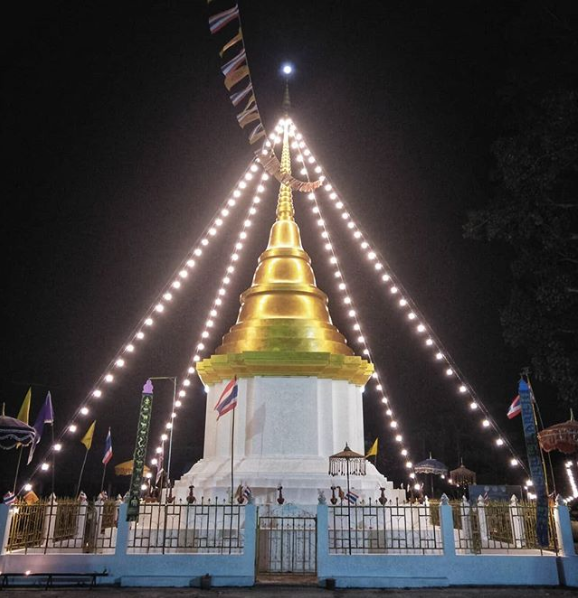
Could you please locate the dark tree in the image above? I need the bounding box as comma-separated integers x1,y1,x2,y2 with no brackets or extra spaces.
465,2,578,404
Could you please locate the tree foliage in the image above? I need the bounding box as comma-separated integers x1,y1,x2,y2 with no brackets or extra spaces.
465,3,578,404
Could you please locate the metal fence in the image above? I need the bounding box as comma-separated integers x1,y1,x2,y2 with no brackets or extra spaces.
257,515,316,575
127,501,245,554
5,499,118,554
329,502,443,554
453,499,558,555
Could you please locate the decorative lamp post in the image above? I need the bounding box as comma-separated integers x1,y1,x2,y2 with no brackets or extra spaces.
329,443,366,554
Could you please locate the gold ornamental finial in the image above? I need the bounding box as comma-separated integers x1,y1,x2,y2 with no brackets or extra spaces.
275,123,294,221
197,119,373,385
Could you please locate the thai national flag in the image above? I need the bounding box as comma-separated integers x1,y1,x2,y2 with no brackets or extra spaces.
507,395,522,419
215,377,238,420
102,428,113,465
3,491,16,505
346,490,359,504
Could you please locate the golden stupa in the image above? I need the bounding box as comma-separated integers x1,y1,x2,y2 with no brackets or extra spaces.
197,119,373,385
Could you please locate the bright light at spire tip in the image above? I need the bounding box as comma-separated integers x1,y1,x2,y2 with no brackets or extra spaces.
282,63,293,75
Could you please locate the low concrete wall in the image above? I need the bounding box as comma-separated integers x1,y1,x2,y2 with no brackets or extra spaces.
1,499,576,588
316,501,578,589
0,503,257,587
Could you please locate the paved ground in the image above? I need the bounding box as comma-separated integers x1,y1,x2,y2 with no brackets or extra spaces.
1,587,576,597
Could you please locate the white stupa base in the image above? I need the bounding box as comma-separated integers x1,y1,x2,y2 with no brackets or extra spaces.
173,376,406,506
174,456,405,506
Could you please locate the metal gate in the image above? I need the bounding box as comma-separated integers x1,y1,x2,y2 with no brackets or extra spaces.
257,515,316,576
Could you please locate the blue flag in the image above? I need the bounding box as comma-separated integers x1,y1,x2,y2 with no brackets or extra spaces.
519,379,549,547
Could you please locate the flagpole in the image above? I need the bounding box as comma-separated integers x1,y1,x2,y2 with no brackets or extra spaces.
230,407,235,504
50,424,55,496
76,448,89,498
100,462,107,494
12,447,23,494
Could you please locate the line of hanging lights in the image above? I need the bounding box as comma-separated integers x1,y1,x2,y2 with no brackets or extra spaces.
566,460,578,500
281,116,529,479
149,168,271,460
27,158,261,486
269,120,416,483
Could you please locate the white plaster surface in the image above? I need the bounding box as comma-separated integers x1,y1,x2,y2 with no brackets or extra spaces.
174,376,405,505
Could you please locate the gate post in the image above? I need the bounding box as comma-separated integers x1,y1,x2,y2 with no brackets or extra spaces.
115,502,130,557
244,502,257,577
0,503,13,554
317,502,328,581
440,494,456,556
554,495,576,557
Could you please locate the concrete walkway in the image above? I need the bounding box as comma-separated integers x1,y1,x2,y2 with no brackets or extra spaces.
1,587,577,597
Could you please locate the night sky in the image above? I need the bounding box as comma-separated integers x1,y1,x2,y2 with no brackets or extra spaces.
2,1,574,498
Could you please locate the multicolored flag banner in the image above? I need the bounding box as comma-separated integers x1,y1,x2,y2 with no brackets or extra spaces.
518,379,549,547
205,0,321,192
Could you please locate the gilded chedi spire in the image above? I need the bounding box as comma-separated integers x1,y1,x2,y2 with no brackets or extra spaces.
197,120,373,385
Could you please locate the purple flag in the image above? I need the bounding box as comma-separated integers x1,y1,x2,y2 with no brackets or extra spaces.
27,392,54,464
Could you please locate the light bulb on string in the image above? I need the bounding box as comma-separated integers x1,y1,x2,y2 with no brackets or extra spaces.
294,138,416,477
292,121,527,477
25,158,263,488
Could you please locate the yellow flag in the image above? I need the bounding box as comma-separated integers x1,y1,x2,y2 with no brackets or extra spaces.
365,438,378,458
17,388,32,424
81,421,96,450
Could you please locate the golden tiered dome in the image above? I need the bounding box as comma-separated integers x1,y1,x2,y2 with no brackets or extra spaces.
196,120,373,385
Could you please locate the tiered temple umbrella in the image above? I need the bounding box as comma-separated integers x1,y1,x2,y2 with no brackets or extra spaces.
114,460,151,476
414,453,448,498
0,404,36,450
329,443,366,555
450,458,477,493
537,411,578,455
1,404,37,494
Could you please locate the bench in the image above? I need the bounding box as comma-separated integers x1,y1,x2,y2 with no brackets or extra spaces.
0,570,108,590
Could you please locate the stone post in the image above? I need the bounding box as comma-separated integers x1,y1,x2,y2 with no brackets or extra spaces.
244,502,257,583
476,495,489,544
459,495,472,552
44,494,58,547
439,494,456,556
317,502,329,580
94,497,104,547
0,503,14,554
554,495,576,557
509,495,525,548
76,494,87,541
115,502,130,557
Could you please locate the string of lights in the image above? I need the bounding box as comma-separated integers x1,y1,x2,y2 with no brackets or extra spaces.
149,166,271,461
26,157,260,490
275,119,417,485
285,116,529,480
566,460,578,500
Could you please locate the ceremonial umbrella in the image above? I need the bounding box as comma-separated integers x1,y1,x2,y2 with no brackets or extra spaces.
538,411,578,454
450,459,477,488
329,444,366,555
114,460,151,476
0,404,37,450
414,453,448,497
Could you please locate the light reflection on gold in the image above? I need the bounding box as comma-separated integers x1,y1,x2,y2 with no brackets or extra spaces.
198,120,372,385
